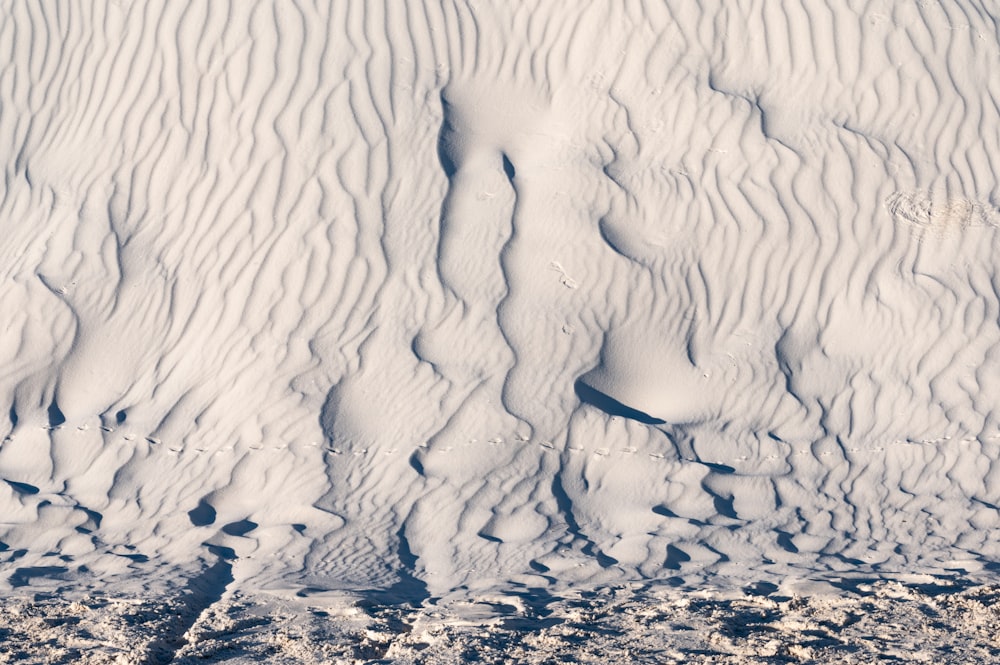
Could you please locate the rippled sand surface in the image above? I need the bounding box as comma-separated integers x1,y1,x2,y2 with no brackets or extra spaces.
1,1,999,661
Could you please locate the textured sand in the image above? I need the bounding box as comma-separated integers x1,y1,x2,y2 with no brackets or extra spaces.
1,0,1000,660
3,581,1000,663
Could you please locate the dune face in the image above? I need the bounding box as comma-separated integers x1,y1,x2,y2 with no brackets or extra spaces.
2,0,1000,608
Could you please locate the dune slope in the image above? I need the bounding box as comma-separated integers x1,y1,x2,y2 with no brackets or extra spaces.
1,0,1000,613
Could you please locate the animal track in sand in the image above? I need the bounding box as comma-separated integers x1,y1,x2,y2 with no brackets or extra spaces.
886,190,1000,237
548,261,579,289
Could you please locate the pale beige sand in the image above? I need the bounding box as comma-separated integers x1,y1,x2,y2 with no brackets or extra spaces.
1,0,999,661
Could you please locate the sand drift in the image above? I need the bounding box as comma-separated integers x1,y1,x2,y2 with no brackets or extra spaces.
1,1,1000,611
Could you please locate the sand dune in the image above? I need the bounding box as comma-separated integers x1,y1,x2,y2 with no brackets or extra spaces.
2,0,1000,660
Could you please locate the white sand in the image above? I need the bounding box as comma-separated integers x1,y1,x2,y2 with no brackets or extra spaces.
1,0,1000,661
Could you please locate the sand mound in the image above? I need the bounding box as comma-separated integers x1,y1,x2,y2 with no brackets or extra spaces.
1,2,1000,628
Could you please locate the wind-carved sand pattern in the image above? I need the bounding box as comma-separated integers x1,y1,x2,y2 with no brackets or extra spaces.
2,0,1000,661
